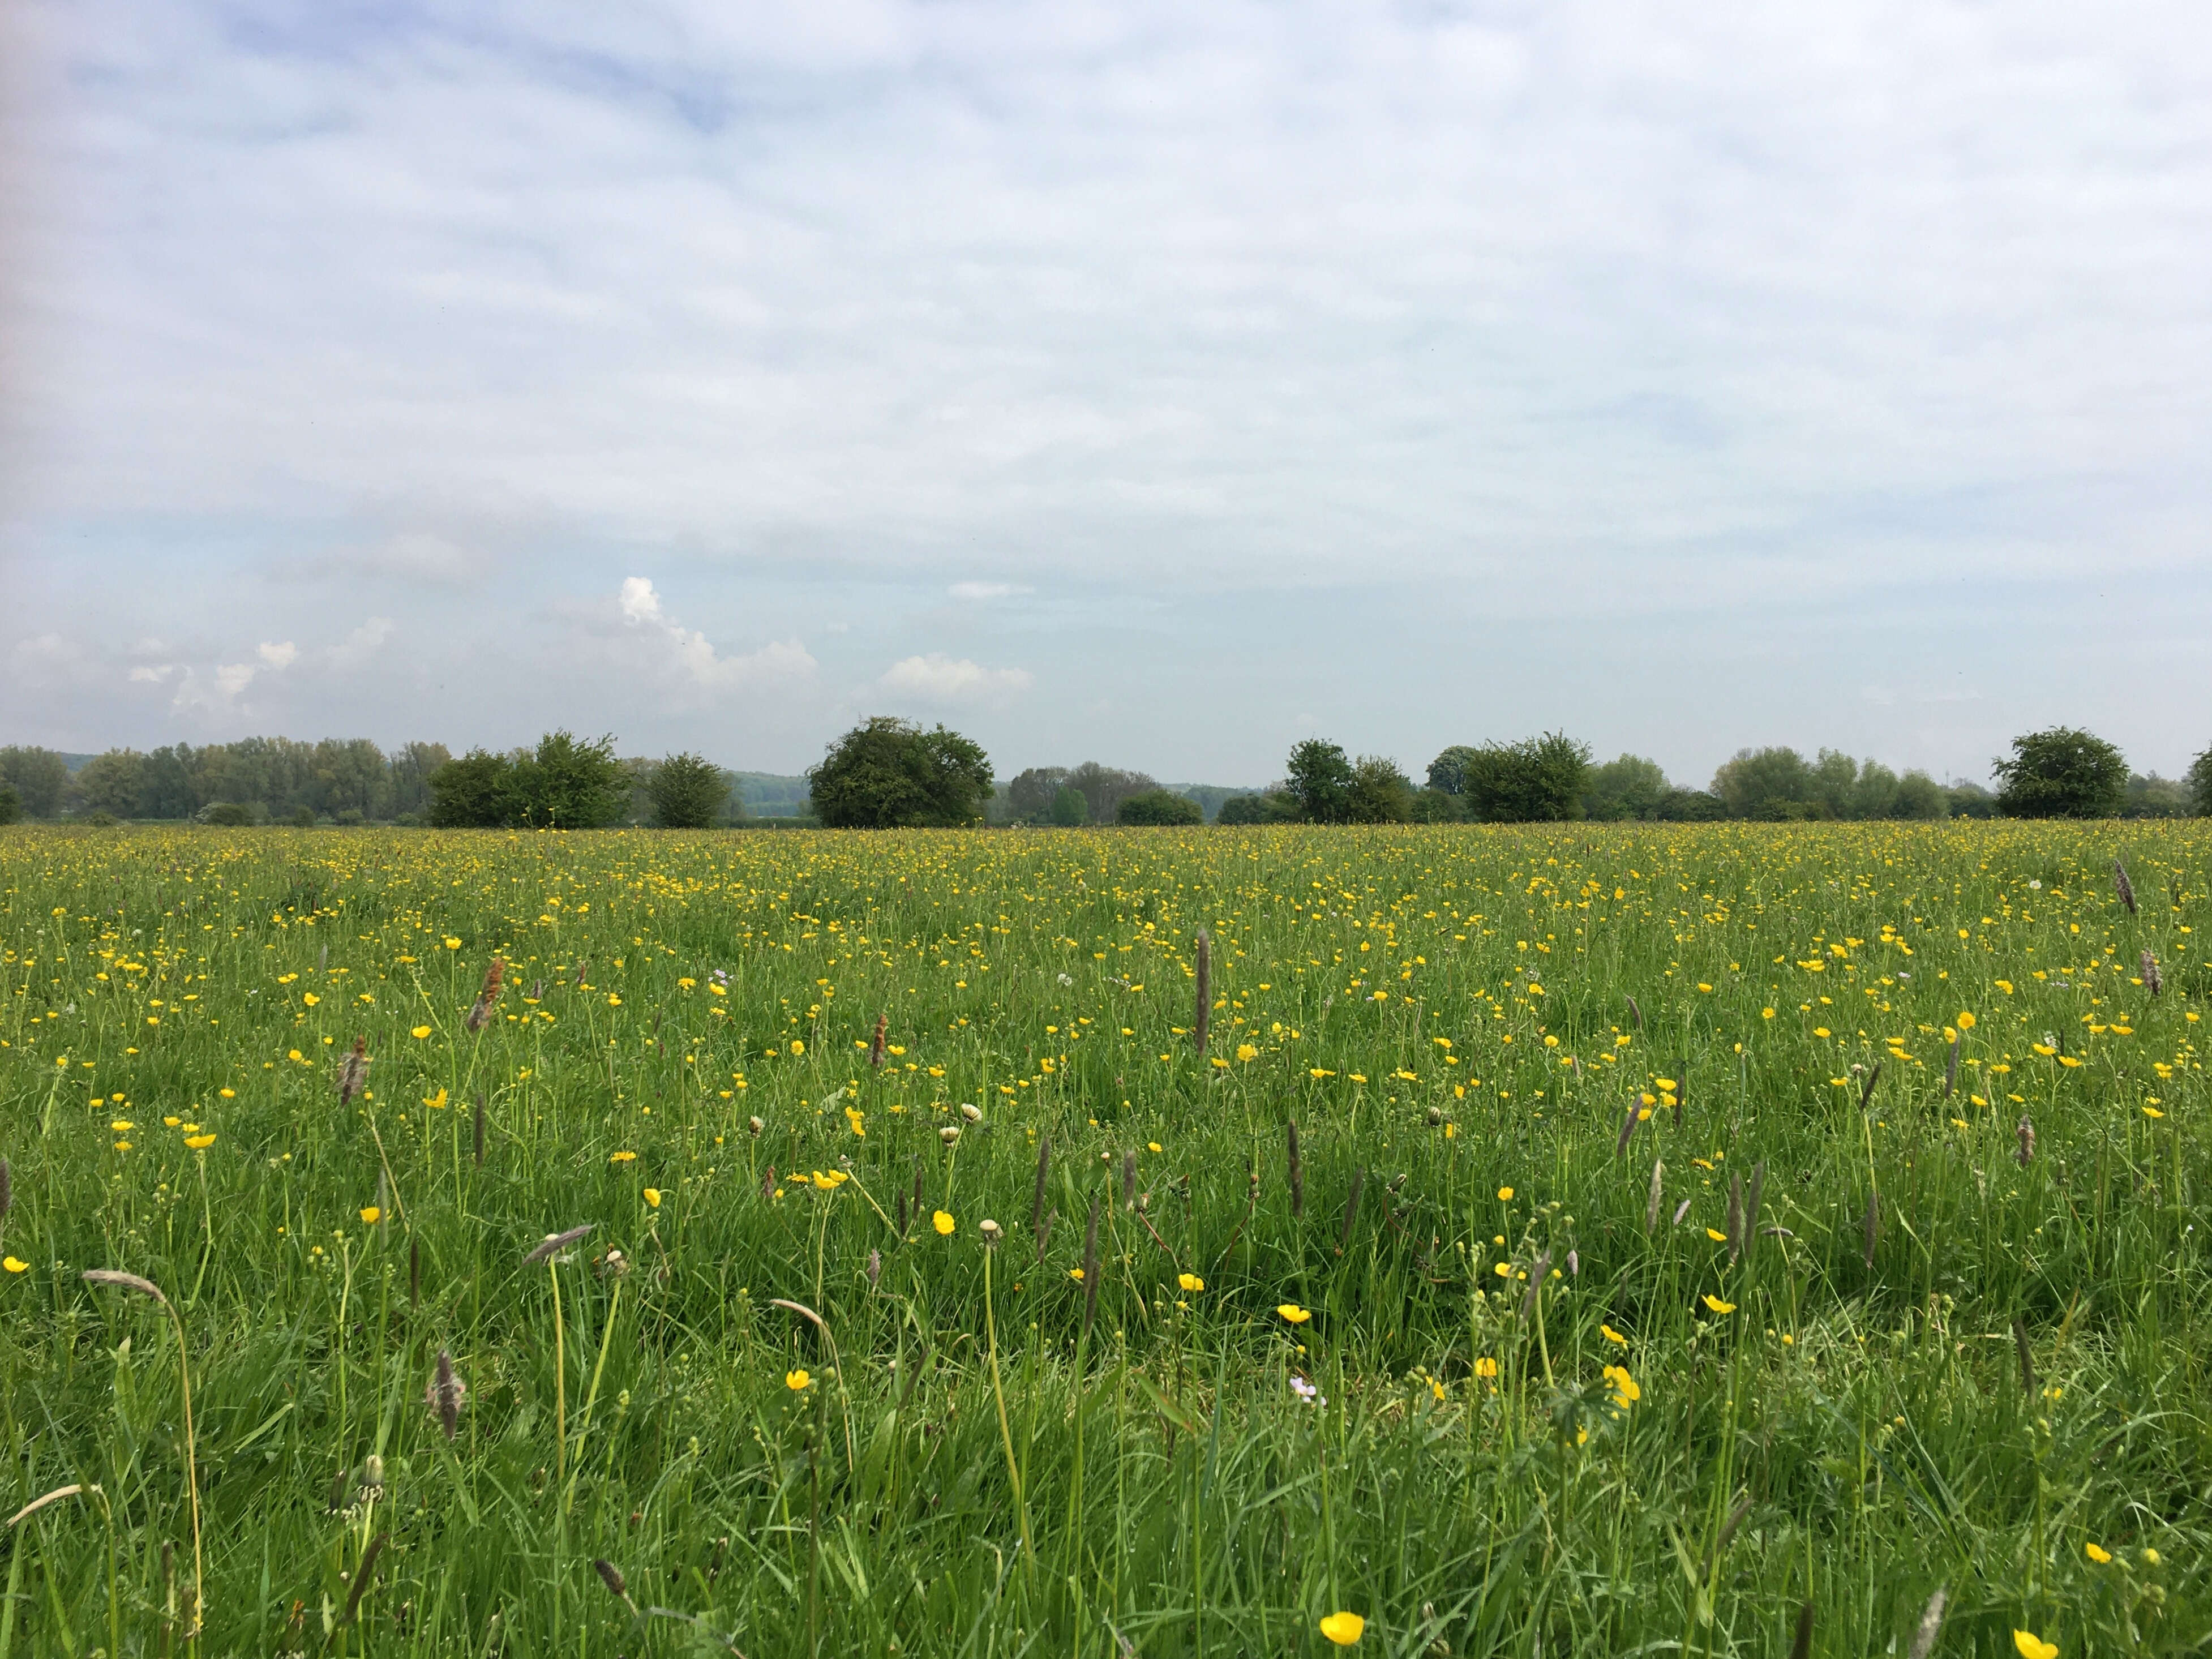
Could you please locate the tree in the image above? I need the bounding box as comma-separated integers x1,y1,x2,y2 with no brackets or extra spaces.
76,749,148,818
1049,786,1090,826
1992,727,2127,819
1006,767,1070,822
1654,788,1725,821
1711,747,1816,820
1218,792,1297,825
0,747,70,817
648,752,730,828
0,783,19,825
1066,762,1158,825
1117,788,1203,826
808,716,994,829
1348,756,1413,823
2124,774,2189,818
2190,746,2212,817
1284,740,1354,824
1945,780,1997,820
1892,771,1947,820
1426,746,1480,795
509,732,631,828
200,801,258,826
1407,787,1464,823
427,750,514,828
1583,754,1669,821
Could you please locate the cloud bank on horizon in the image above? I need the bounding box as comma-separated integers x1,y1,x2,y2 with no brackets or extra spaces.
2,0,2209,785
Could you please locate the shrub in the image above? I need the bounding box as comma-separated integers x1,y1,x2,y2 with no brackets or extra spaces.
808,717,993,828
199,801,257,827
648,752,730,829
1653,788,1725,821
1049,786,1090,826
1443,733,1591,822
428,733,631,829
1992,727,2127,819
1117,789,1202,826
1406,787,1464,823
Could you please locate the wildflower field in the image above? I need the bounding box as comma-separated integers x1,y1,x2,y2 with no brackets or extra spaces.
1,822,2207,1658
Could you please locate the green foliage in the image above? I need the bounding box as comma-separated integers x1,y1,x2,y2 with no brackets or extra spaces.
1405,786,1464,823
1993,727,2129,818
808,716,994,828
2124,774,2191,819
1066,762,1158,824
0,745,70,817
1116,788,1203,826
1007,767,1070,822
198,801,258,827
1347,755,1413,823
1049,785,1091,826
1653,787,1725,821
2191,746,2212,817
1711,747,1817,819
648,752,731,829
1947,781,1998,820
1443,732,1591,822
428,733,632,829
75,748,149,817
0,782,18,825
1216,792,1298,825
1892,770,1947,820
1284,738,1354,823
1582,753,1669,821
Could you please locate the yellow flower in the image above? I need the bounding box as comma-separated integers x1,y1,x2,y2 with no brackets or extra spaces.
1600,1324,1628,1346
610,1151,638,1164
184,1134,215,1151
3,1258,27,1274
1602,1363,1640,1405
2085,1542,2111,1563
1278,1303,1312,1324
643,1188,662,1208
1497,1186,1514,1201
110,1120,134,1132
845,1105,866,1137
1236,1044,1258,1062
1318,1612,1365,1646
2013,1631,2057,1659
302,993,320,1006
411,1025,432,1039
1474,1356,1499,1379
786,1369,812,1391
1069,1267,1086,1281
444,936,462,950
1814,1027,1830,1038
424,1088,448,1110
1703,1294,1736,1315
811,1171,848,1190
1706,1228,1728,1242
1957,1011,1976,1030
933,1210,955,1236
1178,1272,1204,1292
360,1206,381,1224
790,1039,805,1055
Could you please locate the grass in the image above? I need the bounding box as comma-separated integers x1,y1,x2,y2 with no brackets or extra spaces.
0,819,2206,1657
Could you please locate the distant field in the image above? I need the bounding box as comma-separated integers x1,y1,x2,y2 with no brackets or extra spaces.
1,822,2205,1656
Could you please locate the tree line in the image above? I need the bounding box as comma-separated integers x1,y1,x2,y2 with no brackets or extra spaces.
2,719,2204,828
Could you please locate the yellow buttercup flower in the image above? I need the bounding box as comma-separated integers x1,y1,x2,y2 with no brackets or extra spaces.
185,1134,216,1151
1497,1186,1514,1201
1319,1612,1365,1646
2085,1542,2111,1563
2013,1631,2056,1659
1178,1272,1204,1292
1236,1043,1258,1062
1703,1294,1737,1315
1278,1303,1311,1324
1600,1324,1628,1346
933,1210,955,1235
1706,1228,1727,1242
786,1369,812,1391
411,1025,432,1039
1957,1011,1975,1030
643,1188,661,1208
3,1258,27,1274
1474,1356,1499,1379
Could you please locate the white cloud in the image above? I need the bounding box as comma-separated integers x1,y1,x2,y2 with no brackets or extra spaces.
617,577,815,692
878,653,1032,704
327,617,395,668
258,640,297,669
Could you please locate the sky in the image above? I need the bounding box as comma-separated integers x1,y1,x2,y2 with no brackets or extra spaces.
2,1,2209,789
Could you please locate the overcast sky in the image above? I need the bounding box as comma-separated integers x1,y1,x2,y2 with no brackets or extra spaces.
3,1,2209,787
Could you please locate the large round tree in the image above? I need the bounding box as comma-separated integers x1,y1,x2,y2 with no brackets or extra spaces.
807,717,994,828
1991,727,2128,818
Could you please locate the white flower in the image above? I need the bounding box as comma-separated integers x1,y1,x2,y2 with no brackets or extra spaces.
1289,1374,1327,1408
1057,972,1074,986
